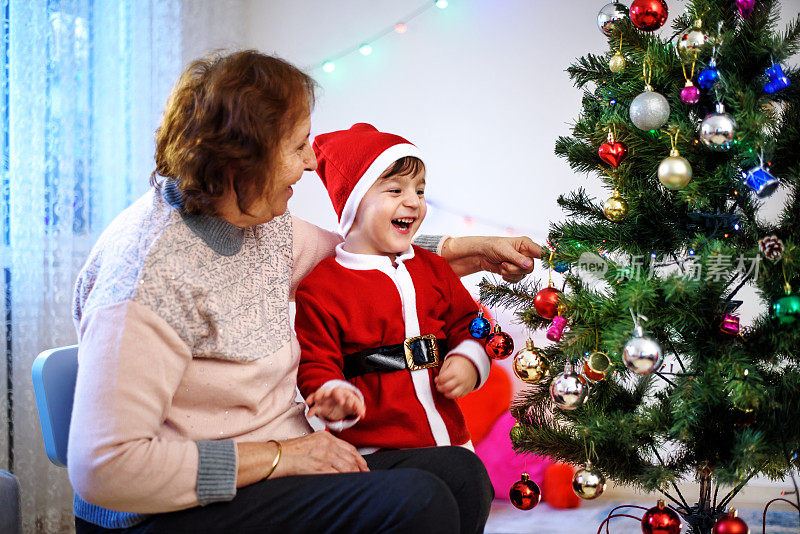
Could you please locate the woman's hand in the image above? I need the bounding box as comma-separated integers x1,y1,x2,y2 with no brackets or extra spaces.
441,236,542,282
236,431,369,487
274,431,369,476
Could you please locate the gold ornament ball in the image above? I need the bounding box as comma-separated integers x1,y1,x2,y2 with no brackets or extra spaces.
603,190,628,222
658,150,692,190
609,52,626,73
513,340,550,383
510,422,525,442
572,461,607,500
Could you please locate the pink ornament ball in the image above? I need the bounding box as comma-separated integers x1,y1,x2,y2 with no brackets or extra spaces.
736,0,756,18
681,85,700,105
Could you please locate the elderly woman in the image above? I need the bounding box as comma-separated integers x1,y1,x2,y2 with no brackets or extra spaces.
69,50,540,534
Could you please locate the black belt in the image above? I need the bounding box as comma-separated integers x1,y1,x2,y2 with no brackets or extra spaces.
343,334,448,379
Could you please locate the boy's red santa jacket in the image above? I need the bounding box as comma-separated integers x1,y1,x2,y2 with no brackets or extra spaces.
295,244,491,453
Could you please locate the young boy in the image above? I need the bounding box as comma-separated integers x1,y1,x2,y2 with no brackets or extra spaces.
295,123,490,454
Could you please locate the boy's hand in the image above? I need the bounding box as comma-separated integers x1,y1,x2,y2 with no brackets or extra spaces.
434,355,478,399
306,387,366,422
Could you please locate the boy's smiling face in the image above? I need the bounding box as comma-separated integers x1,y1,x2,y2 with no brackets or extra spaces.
344,167,427,260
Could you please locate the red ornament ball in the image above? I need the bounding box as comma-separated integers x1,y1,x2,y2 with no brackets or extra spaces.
534,286,562,320
641,500,682,534
509,473,541,510
485,326,514,360
629,0,668,31
712,511,750,534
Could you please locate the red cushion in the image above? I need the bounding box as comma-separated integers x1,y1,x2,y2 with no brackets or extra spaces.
543,463,581,509
458,362,512,443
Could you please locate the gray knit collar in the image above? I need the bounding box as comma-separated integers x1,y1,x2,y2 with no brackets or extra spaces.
161,180,244,256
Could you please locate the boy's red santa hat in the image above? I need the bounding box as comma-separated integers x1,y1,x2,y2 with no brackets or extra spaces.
312,123,423,236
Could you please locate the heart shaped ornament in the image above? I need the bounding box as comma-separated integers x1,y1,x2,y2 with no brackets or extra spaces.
598,141,627,168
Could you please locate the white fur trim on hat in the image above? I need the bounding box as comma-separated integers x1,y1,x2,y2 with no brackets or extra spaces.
337,143,423,237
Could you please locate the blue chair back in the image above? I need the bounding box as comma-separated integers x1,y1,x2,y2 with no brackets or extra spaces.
0,470,21,534
31,345,79,467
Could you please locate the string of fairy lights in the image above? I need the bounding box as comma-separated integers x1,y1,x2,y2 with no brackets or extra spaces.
307,0,450,73
425,199,535,236
307,0,533,236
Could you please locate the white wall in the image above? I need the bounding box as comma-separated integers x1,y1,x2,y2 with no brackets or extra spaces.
246,0,600,245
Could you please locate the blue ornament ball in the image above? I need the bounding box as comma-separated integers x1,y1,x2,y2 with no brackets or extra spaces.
697,59,719,90
469,314,492,339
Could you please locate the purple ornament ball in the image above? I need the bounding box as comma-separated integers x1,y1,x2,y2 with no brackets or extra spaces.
680,85,700,105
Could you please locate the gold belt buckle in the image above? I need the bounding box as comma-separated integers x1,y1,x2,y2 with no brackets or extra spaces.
404,334,440,371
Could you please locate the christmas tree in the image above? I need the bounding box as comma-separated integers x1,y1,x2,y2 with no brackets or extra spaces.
480,1,800,532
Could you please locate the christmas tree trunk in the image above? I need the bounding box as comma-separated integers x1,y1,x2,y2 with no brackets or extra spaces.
482,1,800,532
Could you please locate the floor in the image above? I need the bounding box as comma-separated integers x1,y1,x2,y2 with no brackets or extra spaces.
485,499,800,534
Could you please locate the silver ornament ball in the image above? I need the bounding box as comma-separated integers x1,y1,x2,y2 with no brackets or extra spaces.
549,365,589,410
658,151,692,190
622,327,664,375
700,103,736,150
572,461,607,500
678,26,710,59
630,88,671,131
597,3,628,36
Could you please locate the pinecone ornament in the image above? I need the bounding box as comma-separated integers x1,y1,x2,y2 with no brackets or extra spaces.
759,235,785,262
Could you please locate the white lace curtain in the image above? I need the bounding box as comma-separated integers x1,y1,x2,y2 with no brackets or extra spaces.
0,0,182,531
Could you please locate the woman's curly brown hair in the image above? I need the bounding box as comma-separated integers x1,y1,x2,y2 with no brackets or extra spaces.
151,50,316,215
